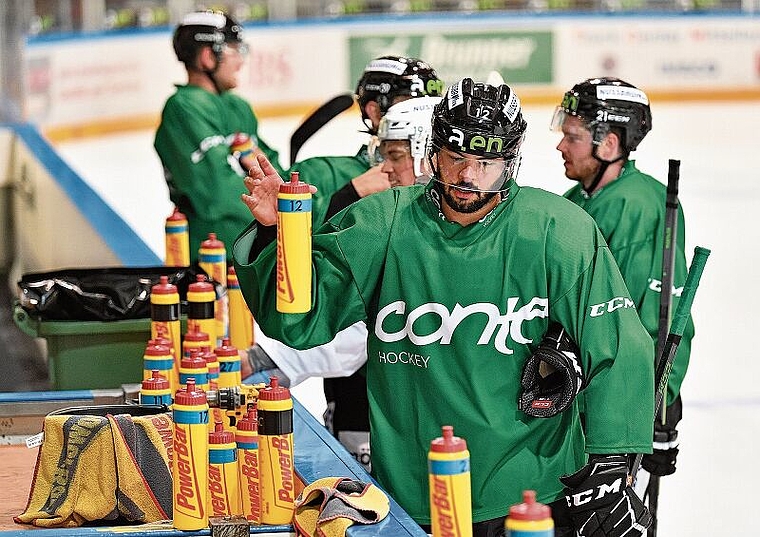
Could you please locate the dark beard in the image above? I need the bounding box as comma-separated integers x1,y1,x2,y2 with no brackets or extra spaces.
440,184,498,214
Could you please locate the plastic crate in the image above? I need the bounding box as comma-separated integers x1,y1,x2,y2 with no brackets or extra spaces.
14,304,154,390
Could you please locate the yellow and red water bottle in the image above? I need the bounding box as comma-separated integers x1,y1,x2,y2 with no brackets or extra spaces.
230,132,254,155
198,233,228,345
172,378,209,530
165,206,190,267
257,376,295,524
179,349,209,392
142,340,174,386
202,346,226,431
187,274,217,349
208,421,242,517
215,337,241,388
276,171,312,313
428,425,472,537
505,490,554,537
227,266,254,350
202,346,220,386
140,370,172,407
150,276,181,392
183,325,210,359
237,407,261,523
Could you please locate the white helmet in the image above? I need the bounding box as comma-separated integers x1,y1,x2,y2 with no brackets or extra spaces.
375,96,442,179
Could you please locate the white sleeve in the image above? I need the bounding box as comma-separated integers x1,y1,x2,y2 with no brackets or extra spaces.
254,321,368,387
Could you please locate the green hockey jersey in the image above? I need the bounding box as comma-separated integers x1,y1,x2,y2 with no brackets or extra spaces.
233,181,654,524
154,84,284,262
564,160,694,405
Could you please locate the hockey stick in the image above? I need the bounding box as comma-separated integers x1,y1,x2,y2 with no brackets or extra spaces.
631,245,711,485
647,159,680,536
289,93,355,166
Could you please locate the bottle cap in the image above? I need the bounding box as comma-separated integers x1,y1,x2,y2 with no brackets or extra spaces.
144,342,172,357
209,421,234,444
166,206,187,222
188,274,214,293
148,335,173,349
214,337,239,358
279,171,310,194
429,425,467,453
181,349,207,370
201,232,225,249
201,347,218,365
151,275,177,295
227,266,240,286
184,326,210,344
236,407,258,432
142,370,169,391
174,378,207,404
508,490,552,521
258,376,291,401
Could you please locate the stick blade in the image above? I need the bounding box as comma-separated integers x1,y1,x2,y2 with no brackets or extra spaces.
289,93,355,165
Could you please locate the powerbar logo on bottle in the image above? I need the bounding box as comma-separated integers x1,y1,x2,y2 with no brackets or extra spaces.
271,436,295,505
240,449,261,520
276,224,295,304
174,427,204,517
208,465,229,516
430,475,457,533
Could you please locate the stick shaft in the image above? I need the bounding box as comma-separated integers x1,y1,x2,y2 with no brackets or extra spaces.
632,246,711,482
657,159,680,364
648,159,680,537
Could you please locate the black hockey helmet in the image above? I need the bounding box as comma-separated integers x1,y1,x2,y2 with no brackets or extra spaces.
355,56,444,121
429,78,526,192
551,77,652,154
173,11,245,67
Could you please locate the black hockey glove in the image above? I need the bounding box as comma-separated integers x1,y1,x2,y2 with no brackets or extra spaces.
561,454,652,537
518,323,584,418
642,395,682,476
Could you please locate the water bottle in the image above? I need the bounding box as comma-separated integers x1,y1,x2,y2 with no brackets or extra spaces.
505,490,554,537
172,378,209,530
257,376,295,524
276,171,312,313
428,425,472,537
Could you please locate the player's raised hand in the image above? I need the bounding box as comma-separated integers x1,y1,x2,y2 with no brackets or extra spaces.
241,153,284,226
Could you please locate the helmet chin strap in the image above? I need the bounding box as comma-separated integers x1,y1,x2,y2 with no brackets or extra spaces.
204,67,223,94
201,46,224,94
585,146,624,195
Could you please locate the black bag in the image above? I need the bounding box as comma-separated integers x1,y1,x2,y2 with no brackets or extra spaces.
17,265,223,322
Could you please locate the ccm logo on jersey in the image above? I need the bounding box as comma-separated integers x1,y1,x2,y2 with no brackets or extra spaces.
565,477,623,507
588,296,635,317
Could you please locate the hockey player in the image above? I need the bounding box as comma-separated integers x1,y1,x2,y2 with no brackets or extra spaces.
291,55,444,226
243,95,442,471
244,56,443,468
154,11,284,262
234,78,654,536
552,77,695,529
